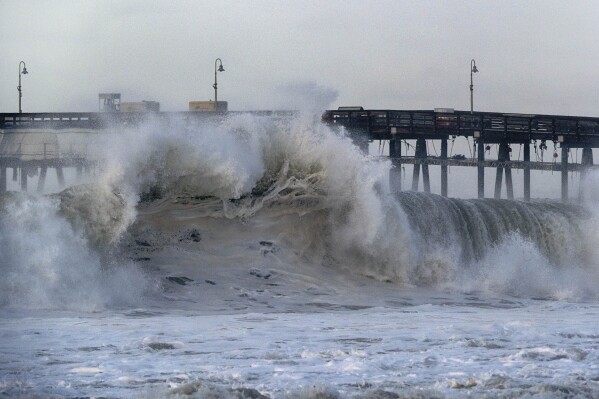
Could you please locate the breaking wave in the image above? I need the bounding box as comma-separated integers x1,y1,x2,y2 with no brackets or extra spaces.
2,112,599,310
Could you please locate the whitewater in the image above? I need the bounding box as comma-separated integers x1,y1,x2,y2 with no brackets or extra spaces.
1,113,599,398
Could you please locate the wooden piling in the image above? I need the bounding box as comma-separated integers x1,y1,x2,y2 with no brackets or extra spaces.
494,163,504,199
494,142,513,199
561,145,569,202
579,147,593,200
422,164,430,193
389,137,402,193
411,161,420,191
20,168,28,192
56,167,65,188
477,141,485,198
524,143,531,201
505,166,514,200
37,166,47,193
441,138,448,197
412,138,428,192
0,165,6,193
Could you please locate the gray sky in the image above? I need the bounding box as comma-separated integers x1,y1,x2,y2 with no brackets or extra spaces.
2,0,599,115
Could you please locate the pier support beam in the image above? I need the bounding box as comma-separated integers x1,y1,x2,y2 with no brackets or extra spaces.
389,137,402,193
20,168,28,192
422,166,430,194
56,167,65,188
579,147,593,200
505,162,514,199
441,138,448,197
524,143,531,201
412,138,430,192
37,166,48,193
411,156,420,191
494,142,514,199
76,165,83,181
561,145,569,202
477,140,485,198
0,165,6,193
355,131,369,154
494,161,503,199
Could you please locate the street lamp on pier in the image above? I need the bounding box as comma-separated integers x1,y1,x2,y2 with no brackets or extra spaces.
18,61,28,113
470,59,478,114
213,58,225,106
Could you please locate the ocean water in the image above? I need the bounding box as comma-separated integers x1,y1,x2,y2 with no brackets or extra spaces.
1,114,599,398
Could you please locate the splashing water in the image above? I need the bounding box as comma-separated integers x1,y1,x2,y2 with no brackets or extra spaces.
3,112,599,398
2,112,599,312
0,193,149,310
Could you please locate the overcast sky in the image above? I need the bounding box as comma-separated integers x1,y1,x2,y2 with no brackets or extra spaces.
2,0,599,115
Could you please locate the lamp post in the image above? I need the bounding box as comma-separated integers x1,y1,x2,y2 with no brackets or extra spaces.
18,61,28,113
470,59,478,114
213,58,225,108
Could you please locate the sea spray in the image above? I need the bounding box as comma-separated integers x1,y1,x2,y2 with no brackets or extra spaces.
84,113,599,298
95,115,267,201
0,192,149,310
99,113,417,283
4,112,599,309
58,183,135,247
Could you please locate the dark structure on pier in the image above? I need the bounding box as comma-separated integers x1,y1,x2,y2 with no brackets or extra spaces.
323,108,599,201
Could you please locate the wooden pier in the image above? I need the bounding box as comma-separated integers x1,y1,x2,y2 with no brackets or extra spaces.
323,108,599,201
0,111,291,193
1,109,598,201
